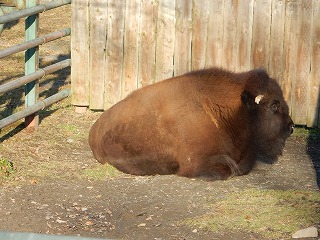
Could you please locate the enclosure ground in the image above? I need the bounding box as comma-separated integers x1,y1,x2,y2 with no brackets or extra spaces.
0,98,319,240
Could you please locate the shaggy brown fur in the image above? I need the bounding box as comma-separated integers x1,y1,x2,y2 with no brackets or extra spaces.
89,68,294,179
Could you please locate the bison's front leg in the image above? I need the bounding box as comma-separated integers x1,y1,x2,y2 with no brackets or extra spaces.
178,155,241,180
236,151,256,176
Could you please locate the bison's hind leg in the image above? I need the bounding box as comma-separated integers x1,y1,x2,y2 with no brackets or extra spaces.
183,155,241,180
109,155,180,176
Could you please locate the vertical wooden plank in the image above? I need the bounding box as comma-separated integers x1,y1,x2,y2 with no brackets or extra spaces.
269,0,286,83
308,0,320,127
192,0,209,70
174,0,192,75
25,0,39,130
221,0,238,70
71,0,90,106
251,0,272,69
288,0,312,125
235,0,254,72
105,0,126,109
138,0,158,88
123,0,141,97
282,0,297,108
155,0,175,82
205,0,224,68
89,0,107,110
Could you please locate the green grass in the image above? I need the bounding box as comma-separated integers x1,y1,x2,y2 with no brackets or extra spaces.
185,189,320,239
292,126,320,137
82,164,121,180
57,123,79,135
0,157,16,183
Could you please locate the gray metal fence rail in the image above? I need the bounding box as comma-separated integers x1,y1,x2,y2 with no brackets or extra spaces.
0,28,71,58
0,0,71,24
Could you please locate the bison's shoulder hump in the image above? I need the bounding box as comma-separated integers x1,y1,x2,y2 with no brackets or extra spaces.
247,69,270,80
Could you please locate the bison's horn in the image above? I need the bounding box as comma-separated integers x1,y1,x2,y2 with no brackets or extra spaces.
255,95,264,104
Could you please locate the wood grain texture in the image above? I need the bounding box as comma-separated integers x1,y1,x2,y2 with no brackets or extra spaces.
308,0,320,127
89,0,107,110
155,0,175,82
104,0,126,108
192,0,209,70
236,0,254,71
138,0,158,88
251,0,272,69
174,0,192,75
71,0,89,106
288,0,312,125
122,0,141,97
269,0,286,83
283,0,297,110
221,0,238,70
205,0,224,68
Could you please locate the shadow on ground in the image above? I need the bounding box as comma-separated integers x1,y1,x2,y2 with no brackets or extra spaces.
307,132,320,188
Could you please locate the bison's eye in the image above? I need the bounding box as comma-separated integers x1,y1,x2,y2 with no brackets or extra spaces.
270,101,280,113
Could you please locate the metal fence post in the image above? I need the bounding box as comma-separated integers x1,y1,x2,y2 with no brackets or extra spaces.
24,0,39,130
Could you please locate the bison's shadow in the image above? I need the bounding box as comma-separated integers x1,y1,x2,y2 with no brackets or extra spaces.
307,132,320,188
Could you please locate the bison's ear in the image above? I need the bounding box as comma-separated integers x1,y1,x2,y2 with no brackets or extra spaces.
241,90,264,110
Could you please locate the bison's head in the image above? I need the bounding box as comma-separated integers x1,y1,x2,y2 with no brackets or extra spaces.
241,69,294,163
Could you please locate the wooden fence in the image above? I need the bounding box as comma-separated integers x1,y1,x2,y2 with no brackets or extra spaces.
71,0,320,127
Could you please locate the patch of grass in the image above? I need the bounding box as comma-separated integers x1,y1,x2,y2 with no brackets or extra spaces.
292,126,320,137
58,123,78,133
82,164,120,180
0,157,16,182
19,159,78,180
185,189,320,239
55,122,86,141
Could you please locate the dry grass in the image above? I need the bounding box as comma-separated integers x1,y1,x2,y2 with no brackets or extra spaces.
185,188,320,239
0,96,120,185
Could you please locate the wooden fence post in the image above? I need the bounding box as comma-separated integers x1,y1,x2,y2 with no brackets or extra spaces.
307,0,320,127
104,0,126,109
138,0,158,87
71,0,89,112
192,0,209,70
155,0,175,82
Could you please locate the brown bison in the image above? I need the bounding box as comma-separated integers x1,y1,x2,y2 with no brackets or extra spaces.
89,68,294,180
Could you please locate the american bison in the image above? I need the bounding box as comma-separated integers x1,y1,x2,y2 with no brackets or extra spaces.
89,68,294,180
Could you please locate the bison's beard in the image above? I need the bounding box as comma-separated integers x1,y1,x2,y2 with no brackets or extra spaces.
254,137,286,164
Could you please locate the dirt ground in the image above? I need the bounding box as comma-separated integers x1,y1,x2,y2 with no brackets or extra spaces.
0,3,320,240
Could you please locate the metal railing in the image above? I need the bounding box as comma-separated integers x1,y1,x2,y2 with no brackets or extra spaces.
0,0,71,130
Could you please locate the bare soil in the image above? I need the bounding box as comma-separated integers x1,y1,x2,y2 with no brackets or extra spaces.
0,3,320,240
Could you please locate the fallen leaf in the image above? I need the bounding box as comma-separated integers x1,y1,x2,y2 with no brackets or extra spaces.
137,223,146,227
56,219,67,224
146,215,153,221
85,221,93,226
